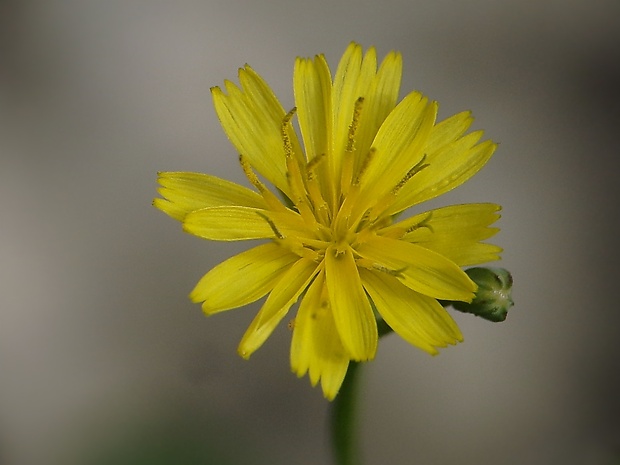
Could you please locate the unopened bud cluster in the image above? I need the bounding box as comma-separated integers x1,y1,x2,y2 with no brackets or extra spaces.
451,267,514,322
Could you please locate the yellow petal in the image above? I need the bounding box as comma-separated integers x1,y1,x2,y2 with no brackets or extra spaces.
290,271,349,400
383,203,502,265
294,54,332,162
425,110,474,152
434,242,503,267
356,235,476,301
190,243,298,314
351,49,402,176
360,91,436,200
290,273,324,379
238,257,318,359
396,203,501,240
211,68,292,195
390,129,497,212
347,46,377,152
153,172,265,222
360,269,462,354
330,44,404,199
239,66,305,166
294,54,334,204
183,206,309,241
331,42,364,170
325,246,378,361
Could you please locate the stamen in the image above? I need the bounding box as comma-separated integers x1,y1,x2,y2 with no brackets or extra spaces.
371,215,392,230
305,154,331,226
392,154,429,195
240,154,265,193
347,97,364,153
332,185,360,237
405,211,434,234
360,154,431,227
256,211,284,239
355,258,405,277
372,263,406,278
353,147,376,186
340,97,364,196
281,107,297,159
281,110,330,233
256,211,322,261
380,211,433,240
239,155,287,212
306,153,325,178
285,151,318,229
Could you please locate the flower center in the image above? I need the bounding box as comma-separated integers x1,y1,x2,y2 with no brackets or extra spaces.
241,101,429,264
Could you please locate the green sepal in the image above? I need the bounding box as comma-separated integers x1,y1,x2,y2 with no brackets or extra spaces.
449,267,514,322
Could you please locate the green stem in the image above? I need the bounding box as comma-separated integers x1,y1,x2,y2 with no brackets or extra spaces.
330,361,362,465
330,319,393,465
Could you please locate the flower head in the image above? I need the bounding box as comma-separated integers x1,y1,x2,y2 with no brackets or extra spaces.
154,43,502,399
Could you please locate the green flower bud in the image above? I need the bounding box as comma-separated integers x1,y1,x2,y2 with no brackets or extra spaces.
451,267,514,322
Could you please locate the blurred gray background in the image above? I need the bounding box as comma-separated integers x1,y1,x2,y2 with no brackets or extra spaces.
1,1,619,464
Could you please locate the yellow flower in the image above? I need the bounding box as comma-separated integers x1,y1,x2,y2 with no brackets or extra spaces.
154,43,502,400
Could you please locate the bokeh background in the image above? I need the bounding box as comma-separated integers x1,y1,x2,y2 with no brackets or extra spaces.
2,1,619,464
